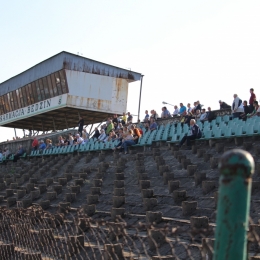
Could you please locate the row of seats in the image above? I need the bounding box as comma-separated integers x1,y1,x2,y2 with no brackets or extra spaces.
27,115,260,157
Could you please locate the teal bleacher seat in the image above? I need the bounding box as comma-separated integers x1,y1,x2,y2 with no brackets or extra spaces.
216,116,222,124
200,130,212,140
223,115,230,123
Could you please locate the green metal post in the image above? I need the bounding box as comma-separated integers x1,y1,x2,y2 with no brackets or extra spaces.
213,149,254,260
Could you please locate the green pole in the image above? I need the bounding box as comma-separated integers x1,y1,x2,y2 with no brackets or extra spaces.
213,149,254,260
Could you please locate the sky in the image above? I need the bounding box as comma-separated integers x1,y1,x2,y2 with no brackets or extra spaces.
0,0,260,142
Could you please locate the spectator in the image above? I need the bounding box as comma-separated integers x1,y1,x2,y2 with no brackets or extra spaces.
73,135,77,144
78,117,84,136
149,118,157,131
249,88,256,113
31,137,38,151
122,130,135,154
112,114,119,125
179,103,187,116
3,147,10,159
127,112,133,124
75,134,84,145
93,128,100,139
206,107,215,122
13,145,25,162
179,119,202,149
150,110,159,120
131,124,141,143
38,140,46,151
161,107,171,118
173,106,179,116
199,108,208,122
0,150,3,162
187,103,192,113
57,136,64,147
106,120,114,135
144,110,150,122
121,112,127,125
195,109,201,121
68,133,74,145
192,102,197,113
219,100,231,110
82,128,89,143
232,94,243,118
136,120,143,129
97,129,107,142
240,101,250,120
184,112,195,125
46,139,53,149
196,101,202,111
247,101,260,118
63,136,70,146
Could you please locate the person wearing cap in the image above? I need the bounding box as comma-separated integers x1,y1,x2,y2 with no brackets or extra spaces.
219,100,231,110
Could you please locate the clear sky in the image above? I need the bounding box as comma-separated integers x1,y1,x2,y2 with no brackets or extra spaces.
0,0,260,142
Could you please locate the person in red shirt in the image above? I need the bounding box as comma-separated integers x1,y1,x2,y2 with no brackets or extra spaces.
249,88,256,113
31,137,38,151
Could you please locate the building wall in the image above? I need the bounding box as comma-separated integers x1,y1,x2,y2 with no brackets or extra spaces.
65,70,128,114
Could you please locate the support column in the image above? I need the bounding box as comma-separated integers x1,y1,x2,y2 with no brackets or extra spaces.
137,75,144,121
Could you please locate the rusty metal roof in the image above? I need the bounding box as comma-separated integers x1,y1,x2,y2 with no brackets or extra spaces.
0,51,142,96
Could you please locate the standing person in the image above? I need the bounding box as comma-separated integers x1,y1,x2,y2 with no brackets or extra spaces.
144,110,150,122
78,117,84,136
112,114,118,125
232,94,243,118
179,103,187,116
187,103,192,113
206,107,215,122
31,137,38,151
179,119,201,149
240,101,250,120
127,112,133,124
249,88,256,113
93,127,100,139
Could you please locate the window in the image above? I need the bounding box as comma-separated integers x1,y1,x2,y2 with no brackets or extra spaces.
3,95,10,113
9,92,14,111
13,90,19,110
29,83,37,105
0,96,4,114
47,75,54,98
55,72,62,95
59,70,68,94
38,78,46,100
35,80,42,101
42,77,50,99
51,74,58,96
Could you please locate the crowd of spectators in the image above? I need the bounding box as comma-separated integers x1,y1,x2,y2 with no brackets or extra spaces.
2,88,258,160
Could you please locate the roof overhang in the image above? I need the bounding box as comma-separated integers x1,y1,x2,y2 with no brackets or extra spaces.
1,107,111,131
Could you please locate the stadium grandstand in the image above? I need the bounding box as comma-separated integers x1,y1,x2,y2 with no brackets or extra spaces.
0,53,260,259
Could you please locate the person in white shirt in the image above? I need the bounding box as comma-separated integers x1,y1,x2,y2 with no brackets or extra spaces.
173,106,179,116
75,134,84,145
232,94,244,118
187,103,192,113
199,109,208,122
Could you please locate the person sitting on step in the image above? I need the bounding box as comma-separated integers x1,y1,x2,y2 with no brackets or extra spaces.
178,119,201,149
